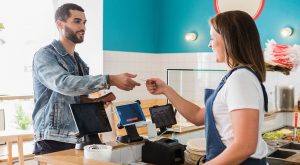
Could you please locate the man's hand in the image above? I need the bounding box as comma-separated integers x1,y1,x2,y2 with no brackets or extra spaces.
109,73,141,91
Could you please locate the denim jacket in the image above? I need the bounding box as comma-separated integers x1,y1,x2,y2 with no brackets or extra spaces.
32,40,109,143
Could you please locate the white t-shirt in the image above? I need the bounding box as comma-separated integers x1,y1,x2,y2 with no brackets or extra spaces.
213,68,268,159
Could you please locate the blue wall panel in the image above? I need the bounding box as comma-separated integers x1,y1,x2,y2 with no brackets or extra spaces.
257,0,300,46
104,0,300,53
103,0,159,53
157,0,214,53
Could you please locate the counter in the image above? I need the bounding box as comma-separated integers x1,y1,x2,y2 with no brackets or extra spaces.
35,149,120,165
34,111,300,165
35,125,203,164
267,158,300,165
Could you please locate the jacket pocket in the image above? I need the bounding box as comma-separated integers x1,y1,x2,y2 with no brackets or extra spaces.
50,103,60,128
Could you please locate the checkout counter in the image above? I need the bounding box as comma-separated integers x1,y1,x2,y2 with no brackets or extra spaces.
35,125,204,165
34,101,204,165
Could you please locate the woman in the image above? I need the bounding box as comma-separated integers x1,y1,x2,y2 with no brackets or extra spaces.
146,10,268,165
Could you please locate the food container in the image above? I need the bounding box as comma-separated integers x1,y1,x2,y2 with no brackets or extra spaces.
275,85,294,111
84,144,112,162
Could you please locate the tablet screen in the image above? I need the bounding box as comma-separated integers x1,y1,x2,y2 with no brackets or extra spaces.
70,102,112,136
115,102,146,126
149,104,177,128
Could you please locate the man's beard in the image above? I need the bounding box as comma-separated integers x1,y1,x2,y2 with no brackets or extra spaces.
64,26,84,44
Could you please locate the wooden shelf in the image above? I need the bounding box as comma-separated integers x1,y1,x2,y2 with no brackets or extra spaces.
0,95,33,101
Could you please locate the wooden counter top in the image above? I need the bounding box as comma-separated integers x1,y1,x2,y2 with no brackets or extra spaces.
35,149,194,165
0,130,33,140
0,95,33,100
35,125,203,165
35,149,120,165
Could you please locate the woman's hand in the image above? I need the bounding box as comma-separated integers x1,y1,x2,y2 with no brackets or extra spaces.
146,78,168,95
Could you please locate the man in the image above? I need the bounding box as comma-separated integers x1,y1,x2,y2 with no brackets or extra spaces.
32,3,140,155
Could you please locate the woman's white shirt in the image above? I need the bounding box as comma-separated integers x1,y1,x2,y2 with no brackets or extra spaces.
213,68,268,159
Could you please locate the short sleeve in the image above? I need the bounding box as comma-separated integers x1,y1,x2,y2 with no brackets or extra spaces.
225,69,262,111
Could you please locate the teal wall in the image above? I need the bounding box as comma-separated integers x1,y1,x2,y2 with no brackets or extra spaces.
103,0,159,53
257,0,300,46
157,0,214,53
104,0,300,53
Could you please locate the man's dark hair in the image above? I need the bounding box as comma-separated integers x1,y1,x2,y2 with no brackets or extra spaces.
55,3,84,22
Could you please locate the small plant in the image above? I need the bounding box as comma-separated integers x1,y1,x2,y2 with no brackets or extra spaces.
0,22,4,31
15,105,32,130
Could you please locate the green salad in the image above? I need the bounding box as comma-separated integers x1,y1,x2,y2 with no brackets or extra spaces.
262,132,285,140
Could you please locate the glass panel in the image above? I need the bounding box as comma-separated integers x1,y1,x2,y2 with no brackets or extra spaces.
167,69,227,129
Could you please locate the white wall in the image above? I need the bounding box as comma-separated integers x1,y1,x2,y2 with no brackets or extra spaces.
104,51,300,109
103,51,227,102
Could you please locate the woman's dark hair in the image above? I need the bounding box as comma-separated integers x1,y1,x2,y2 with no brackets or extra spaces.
55,3,84,22
210,10,266,82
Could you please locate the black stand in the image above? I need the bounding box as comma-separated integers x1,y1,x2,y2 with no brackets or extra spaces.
117,124,143,143
75,134,103,150
157,127,174,136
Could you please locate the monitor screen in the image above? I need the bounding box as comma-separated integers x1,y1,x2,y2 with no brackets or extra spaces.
115,102,146,126
149,104,177,128
70,102,112,137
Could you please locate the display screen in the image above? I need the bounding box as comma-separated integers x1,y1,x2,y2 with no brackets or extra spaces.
149,104,177,128
115,102,146,126
70,102,112,137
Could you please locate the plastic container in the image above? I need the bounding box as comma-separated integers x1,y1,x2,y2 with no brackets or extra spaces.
84,144,112,162
275,85,294,111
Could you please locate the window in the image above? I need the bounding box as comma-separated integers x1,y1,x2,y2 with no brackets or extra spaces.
0,0,56,96
0,0,56,131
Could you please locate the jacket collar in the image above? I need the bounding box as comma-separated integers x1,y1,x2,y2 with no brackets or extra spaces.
51,40,69,56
